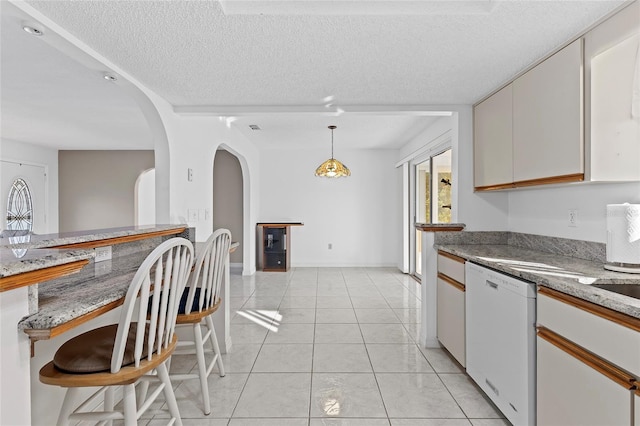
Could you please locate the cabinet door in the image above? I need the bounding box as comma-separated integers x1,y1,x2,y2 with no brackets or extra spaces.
585,1,640,181
436,275,465,366
537,334,632,426
513,39,584,184
474,84,513,189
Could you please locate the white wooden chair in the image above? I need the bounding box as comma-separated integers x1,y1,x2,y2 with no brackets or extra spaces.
39,237,194,426
170,229,231,415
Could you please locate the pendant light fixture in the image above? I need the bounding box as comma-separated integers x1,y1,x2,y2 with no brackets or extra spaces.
315,125,351,178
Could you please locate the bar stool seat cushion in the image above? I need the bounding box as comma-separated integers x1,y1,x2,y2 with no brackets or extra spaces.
178,287,209,315
53,324,148,374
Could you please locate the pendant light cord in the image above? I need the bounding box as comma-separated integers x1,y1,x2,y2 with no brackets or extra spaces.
331,127,334,159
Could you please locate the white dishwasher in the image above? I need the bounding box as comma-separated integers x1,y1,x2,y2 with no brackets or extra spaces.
465,262,536,426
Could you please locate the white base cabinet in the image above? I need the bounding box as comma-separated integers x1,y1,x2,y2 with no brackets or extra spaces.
436,252,466,366
537,333,633,426
537,287,639,426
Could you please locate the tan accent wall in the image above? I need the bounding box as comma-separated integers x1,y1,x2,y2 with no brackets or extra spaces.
59,150,154,232
213,150,243,264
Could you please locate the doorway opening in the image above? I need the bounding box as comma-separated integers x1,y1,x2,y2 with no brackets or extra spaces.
213,149,244,270
135,168,156,226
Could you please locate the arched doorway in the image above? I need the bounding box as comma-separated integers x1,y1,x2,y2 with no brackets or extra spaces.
135,168,156,226
212,149,243,269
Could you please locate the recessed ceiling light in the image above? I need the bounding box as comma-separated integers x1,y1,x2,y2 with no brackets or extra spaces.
23,25,43,36
249,124,261,130
103,74,117,82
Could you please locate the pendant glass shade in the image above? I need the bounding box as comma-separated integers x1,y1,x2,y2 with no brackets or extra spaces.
315,125,351,178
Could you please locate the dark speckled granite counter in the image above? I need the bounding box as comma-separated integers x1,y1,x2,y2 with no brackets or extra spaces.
437,241,640,319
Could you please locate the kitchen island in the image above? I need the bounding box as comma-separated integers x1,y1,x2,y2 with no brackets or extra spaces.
0,224,189,426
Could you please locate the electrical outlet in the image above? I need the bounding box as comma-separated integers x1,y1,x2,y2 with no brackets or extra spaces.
568,209,578,227
328,243,332,250
95,246,112,263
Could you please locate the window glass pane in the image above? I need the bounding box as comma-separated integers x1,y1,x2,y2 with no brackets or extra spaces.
433,149,452,224
6,178,33,232
415,159,431,223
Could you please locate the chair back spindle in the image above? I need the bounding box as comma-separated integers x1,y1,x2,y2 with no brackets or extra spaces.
184,229,231,314
111,238,194,372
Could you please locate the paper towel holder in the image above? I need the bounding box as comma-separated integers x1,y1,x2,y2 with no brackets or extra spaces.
605,203,640,274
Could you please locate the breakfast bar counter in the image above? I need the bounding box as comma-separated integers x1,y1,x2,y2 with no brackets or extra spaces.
0,224,189,426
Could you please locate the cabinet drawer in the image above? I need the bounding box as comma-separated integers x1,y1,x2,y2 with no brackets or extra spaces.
537,333,633,426
437,275,465,366
437,252,465,284
537,287,640,376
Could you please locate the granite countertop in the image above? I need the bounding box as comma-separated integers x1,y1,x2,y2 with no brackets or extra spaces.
0,247,94,279
437,244,640,319
0,224,186,249
18,249,152,331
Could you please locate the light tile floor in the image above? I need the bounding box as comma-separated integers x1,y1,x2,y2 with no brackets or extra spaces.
147,267,509,426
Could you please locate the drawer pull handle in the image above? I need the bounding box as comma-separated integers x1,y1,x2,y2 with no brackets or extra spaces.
486,280,498,289
485,378,499,396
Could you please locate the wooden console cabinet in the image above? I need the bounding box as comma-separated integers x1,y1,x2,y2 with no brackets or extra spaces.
257,222,303,272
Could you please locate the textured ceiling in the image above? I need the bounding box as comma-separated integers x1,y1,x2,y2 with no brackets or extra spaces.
232,114,443,150
25,0,626,108
0,2,153,150
1,0,628,151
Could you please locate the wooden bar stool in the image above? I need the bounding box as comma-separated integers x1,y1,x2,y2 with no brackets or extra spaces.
39,238,194,426
170,229,231,415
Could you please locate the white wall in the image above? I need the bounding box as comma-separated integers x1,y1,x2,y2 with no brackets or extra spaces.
259,148,399,267
508,181,640,243
159,114,261,275
0,139,59,234
58,150,154,232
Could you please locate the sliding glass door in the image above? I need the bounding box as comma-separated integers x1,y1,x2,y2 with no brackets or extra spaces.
413,149,452,277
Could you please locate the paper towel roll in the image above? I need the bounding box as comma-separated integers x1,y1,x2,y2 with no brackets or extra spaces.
606,203,640,270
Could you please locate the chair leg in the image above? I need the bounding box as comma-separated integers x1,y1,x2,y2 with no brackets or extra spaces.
104,387,115,426
57,387,80,426
157,361,183,426
122,384,137,426
206,315,226,377
194,322,212,415
137,380,150,408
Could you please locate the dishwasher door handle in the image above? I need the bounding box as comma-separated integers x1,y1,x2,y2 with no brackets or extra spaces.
486,280,499,289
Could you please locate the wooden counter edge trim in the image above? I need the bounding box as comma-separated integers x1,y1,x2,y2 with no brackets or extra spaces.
24,297,125,352
438,250,466,264
415,225,465,232
537,326,636,389
257,223,304,227
474,182,516,191
437,273,465,292
0,259,89,293
538,286,640,332
475,173,584,192
51,228,187,249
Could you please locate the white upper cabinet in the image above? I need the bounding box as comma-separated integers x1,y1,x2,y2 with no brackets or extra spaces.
513,39,584,184
473,1,640,191
474,84,513,189
585,1,640,181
